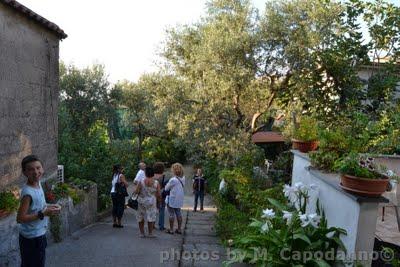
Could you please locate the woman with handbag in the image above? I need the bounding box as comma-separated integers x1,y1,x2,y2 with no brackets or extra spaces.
165,163,185,235
110,164,129,228
135,167,161,238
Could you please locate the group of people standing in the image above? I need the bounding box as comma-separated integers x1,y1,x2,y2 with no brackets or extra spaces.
14,155,206,267
110,161,207,238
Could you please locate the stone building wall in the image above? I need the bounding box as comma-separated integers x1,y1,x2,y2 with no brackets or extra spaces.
0,3,60,187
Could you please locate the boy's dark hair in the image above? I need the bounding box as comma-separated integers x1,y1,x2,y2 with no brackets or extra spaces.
153,162,165,174
21,155,42,171
145,167,155,178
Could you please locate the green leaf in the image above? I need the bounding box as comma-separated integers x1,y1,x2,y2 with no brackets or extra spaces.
249,219,263,228
310,259,331,267
293,233,312,244
267,198,287,211
333,236,347,251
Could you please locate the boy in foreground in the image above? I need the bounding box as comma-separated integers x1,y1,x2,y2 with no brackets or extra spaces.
16,155,60,267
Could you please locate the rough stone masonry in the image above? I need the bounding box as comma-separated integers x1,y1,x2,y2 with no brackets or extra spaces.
0,0,66,188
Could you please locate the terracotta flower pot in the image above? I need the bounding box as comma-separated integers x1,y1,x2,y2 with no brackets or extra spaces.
0,209,11,219
340,174,389,197
292,139,319,153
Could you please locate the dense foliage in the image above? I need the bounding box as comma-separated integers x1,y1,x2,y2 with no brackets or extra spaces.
0,191,19,212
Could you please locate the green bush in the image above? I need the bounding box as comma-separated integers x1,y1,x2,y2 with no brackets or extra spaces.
0,191,19,212
309,150,340,172
68,178,96,191
53,183,84,205
215,195,250,243
59,121,138,211
142,137,186,165
98,193,112,211
202,158,222,194
293,116,319,142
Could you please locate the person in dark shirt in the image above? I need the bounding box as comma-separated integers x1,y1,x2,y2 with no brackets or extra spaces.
154,162,168,230
192,168,207,212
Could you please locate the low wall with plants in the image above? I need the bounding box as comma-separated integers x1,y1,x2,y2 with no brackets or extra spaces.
45,180,98,243
211,153,349,266
0,180,98,266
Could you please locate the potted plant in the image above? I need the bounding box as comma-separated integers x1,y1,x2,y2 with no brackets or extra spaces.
291,116,319,153
0,190,19,219
335,153,389,197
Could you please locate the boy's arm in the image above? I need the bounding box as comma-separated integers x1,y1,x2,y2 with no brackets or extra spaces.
17,195,56,223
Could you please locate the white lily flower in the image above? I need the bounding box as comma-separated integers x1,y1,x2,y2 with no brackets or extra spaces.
283,184,294,197
308,213,321,228
261,208,275,219
299,213,310,227
261,222,270,233
294,182,304,190
282,211,293,225
283,184,299,204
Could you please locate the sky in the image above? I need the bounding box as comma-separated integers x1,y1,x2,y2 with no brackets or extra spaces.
16,0,265,83
16,0,399,84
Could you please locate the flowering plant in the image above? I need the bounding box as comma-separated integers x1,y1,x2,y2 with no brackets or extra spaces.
225,183,347,266
0,190,19,212
334,152,388,179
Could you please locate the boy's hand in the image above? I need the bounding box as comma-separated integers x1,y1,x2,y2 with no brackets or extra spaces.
43,204,61,216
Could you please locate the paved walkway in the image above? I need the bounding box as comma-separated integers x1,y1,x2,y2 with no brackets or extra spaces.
46,165,226,267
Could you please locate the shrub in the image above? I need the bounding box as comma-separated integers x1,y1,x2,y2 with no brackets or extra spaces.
68,178,96,191
142,137,186,165
309,150,340,172
0,191,19,212
215,195,250,243
53,183,85,205
293,116,319,142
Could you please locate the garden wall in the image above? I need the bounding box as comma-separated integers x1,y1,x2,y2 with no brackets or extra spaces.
0,184,97,266
292,150,387,266
49,184,98,242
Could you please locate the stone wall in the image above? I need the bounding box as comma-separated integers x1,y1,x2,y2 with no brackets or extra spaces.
0,214,19,267
48,184,98,242
0,3,60,188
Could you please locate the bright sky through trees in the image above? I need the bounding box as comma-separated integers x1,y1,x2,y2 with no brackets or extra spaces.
16,0,398,83
16,0,264,83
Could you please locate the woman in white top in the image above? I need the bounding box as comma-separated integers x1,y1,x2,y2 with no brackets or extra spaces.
110,164,129,228
165,163,185,234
